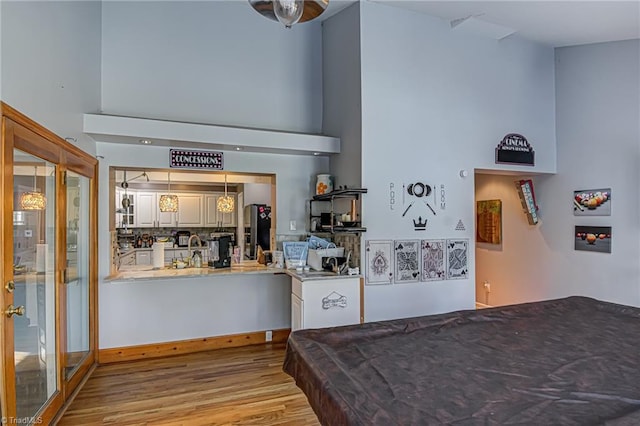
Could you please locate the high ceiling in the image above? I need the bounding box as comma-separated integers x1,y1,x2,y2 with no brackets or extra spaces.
324,1,640,47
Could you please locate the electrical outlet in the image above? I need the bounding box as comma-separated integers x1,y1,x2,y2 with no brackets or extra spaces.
484,281,491,292
265,330,273,342
289,220,296,231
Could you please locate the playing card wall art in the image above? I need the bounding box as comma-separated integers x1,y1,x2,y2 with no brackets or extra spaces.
446,239,469,280
394,240,420,283
421,239,445,281
365,240,393,284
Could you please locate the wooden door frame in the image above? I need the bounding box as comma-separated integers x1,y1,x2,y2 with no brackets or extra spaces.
0,102,98,424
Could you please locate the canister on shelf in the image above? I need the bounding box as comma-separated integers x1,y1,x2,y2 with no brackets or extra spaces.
316,174,333,195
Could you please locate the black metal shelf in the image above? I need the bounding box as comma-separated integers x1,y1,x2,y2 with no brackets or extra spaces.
312,188,367,201
309,188,367,234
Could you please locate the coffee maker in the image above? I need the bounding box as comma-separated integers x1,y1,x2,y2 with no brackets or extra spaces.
207,233,233,268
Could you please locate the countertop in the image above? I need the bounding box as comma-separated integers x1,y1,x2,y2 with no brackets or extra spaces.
106,262,361,283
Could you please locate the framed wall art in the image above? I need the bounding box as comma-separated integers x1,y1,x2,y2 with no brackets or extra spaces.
394,240,420,283
575,226,611,253
365,240,393,285
421,239,445,281
573,188,611,216
446,239,469,280
477,200,502,244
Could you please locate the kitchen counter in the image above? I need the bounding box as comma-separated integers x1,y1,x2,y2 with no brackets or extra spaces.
107,262,284,282
284,269,362,282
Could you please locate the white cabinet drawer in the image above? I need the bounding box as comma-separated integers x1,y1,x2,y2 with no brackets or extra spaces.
292,277,302,298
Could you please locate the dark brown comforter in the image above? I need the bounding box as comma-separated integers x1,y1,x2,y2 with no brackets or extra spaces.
283,296,640,425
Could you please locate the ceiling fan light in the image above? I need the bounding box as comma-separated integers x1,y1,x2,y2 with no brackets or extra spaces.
273,0,304,28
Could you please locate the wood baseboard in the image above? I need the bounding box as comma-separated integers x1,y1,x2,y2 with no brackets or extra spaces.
98,328,291,364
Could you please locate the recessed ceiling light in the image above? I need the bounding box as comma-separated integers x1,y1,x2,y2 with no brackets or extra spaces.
140,139,152,145
313,152,321,156
235,147,243,151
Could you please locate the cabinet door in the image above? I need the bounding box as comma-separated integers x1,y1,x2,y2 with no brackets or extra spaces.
177,194,204,227
291,293,303,331
136,192,157,228
217,194,237,227
302,278,360,329
135,251,151,265
204,194,218,227
157,207,176,227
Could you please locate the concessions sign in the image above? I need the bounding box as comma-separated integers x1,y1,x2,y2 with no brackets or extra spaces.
170,149,224,170
495,133,534,166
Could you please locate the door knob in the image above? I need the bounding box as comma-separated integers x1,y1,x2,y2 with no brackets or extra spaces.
5,280,15,293
5,305,25,318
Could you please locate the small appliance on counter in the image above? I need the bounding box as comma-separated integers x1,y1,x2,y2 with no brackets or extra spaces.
175,230,191,247
207,233,234,268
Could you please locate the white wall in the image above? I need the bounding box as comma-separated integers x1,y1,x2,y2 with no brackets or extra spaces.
101,1,323,134
1,1,101,155
533,40,640,307
243,183,271,206
323,2,362,189
358,2,557,321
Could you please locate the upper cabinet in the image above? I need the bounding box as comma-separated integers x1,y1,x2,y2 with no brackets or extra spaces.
116,189,237,228
205,194,237,227
176,193,204,227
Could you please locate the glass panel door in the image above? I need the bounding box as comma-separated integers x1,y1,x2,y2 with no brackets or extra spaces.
64,171,90,379
12,150,58,420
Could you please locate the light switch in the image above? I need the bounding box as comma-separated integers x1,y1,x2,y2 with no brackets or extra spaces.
289,220,296,231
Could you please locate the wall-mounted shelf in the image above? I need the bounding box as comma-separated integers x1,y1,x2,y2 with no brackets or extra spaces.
309,188,367,233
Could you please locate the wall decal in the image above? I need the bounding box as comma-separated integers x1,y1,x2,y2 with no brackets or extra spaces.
402,201,414,217
365,240,393,285
394,240,420,283
573,188,611,216
477,200,502,244
421,240,445,281
322,291,347,309
389,182,397,211
413,216,428,231
495,133,535,166
575,226,611,253
446,239,468,280
440,184,446,210
424,201,437,216
455,220,466,231
407,182,432,198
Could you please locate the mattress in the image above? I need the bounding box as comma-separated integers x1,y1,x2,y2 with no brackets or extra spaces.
283,296,640,425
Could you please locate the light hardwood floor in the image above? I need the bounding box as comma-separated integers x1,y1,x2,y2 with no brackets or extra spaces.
57,343,320,425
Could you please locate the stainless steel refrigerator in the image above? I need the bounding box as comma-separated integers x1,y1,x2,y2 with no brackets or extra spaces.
244,204,271,259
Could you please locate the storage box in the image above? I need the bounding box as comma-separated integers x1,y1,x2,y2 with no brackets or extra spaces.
307,246,345,271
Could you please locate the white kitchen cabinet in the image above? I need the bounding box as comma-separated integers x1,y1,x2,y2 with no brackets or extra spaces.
205,193,237,227
136,191,176,228
135,250,151,265
115,188,135,228
119,250,135,267
136,192,157,228
176,193,204,227
291,276,361,331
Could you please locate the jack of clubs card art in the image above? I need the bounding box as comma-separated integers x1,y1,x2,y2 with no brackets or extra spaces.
421,239,445,281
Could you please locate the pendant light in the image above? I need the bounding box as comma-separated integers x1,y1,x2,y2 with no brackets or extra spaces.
159,171,179,213
217,174,235,213
20,166,47,210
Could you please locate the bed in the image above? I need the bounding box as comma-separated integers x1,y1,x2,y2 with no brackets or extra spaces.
283,296,640,425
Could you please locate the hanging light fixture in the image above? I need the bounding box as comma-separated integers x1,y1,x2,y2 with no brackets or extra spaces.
20,165,47,210
159,171,179,213
248,0,329,28
217,174,235,213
